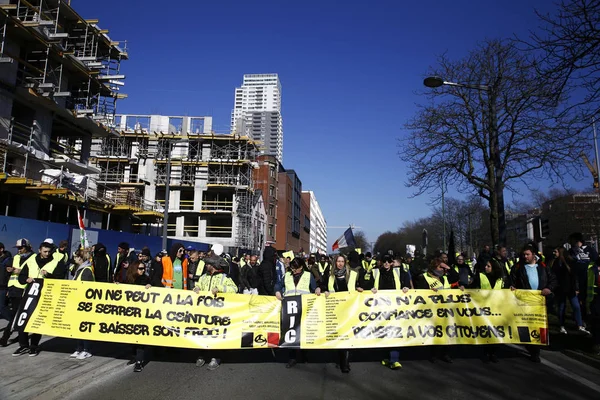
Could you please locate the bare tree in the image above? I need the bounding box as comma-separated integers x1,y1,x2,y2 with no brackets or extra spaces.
401,39,583,246
529,0,600,119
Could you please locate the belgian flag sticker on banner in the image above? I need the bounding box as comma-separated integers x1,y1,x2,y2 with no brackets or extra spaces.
241,332,280,348
517,326,548,344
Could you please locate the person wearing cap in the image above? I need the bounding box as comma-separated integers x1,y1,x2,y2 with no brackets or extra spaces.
0,242,13,323
362,252,377,273
113,242,131,283
14,240,67,356
193,256,237,370
414,257,462,363
453,254,474,287
137,247,152,276
1,239,34,347
367,254,411,370
162,243,189,290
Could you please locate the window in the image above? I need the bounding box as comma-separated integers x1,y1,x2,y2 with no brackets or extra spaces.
269,185,274,197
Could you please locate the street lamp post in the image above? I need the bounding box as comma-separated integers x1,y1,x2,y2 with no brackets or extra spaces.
441,181,446,252
162,142,173,251
423,75,506,246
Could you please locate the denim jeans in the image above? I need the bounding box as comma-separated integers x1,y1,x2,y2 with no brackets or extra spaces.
390,350,400,363
557,294,583,327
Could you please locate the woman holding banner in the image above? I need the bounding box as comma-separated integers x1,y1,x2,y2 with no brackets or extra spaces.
72,248,95,360
124,260,152,372
324,254,358,373
369,254,410,370
471,258,503,363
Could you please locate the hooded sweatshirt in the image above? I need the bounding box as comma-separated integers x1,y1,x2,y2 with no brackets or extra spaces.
257,246,277,295
93,243,110,283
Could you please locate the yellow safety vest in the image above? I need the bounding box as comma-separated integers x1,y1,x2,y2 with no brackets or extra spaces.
75,265,95,281
318,262,330,276
372,268,401,290
328,270,358,293
53,250,68,264
24,255,60,279
506,260,514,274
283,271,311,296
194,260,206,277
8,254,28,289
479,273,503,290
401,263,410,273
423,274,451,290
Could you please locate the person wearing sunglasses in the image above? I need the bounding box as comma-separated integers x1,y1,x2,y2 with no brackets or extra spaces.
123,260,152,372
161,243,188,290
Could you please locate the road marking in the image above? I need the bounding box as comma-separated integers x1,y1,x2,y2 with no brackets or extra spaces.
508,344,600,394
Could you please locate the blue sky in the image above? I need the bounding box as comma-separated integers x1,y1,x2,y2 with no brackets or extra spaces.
74,0,588,249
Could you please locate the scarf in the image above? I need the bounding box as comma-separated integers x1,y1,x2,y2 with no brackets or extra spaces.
334,266,347,278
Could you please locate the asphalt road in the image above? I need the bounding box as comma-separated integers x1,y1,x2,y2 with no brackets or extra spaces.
65,345,600,400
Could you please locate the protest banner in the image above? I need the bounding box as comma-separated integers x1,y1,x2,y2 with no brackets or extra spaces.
16,280,281,349
16,281,548,349
280,290,548,349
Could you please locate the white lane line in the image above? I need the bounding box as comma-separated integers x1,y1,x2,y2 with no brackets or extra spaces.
507,344,600,394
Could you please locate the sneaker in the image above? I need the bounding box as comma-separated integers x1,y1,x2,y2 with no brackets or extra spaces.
381,359,390,368
133,361,143,372
578,326,591,335
76,351,92,360
195,357,206,367
390,361,402,370
28,347,40,357
0,338,8,347
12,346,29,357
70,351,81,358
207,358,220,371
559,326,567,334
127,359,136,366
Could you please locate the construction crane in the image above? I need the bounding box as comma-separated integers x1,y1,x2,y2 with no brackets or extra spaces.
581,152,599,189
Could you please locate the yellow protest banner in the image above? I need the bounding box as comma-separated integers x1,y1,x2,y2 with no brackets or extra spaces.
283,251,294,261
16,281,548,350
279,289,548,348
19,280,281,349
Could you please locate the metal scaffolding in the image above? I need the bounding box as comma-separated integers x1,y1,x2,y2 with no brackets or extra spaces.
236,189,254,249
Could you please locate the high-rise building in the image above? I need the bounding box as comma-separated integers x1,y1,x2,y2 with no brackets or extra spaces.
302,191,327,254
253,155,280,244
231,74,283,163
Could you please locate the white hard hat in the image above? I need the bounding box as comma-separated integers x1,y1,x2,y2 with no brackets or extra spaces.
43,238,54,245
211,243,224,256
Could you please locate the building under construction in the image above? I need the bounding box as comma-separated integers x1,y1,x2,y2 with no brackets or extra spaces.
90,114,267,252
0,0,161,231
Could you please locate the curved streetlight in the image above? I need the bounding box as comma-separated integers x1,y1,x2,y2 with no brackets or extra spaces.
423,75,505,247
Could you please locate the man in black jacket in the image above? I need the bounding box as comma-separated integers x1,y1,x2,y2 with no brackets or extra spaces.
15,241,66,356
257,246,277,295
510,246,557,363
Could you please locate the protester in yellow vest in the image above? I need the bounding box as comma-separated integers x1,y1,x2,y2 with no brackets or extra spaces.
324,254,358,373
367,255,410,370
275,258,321,368
14,241,66,357
470,259,504,363
414,258,459,363
0,239,33,347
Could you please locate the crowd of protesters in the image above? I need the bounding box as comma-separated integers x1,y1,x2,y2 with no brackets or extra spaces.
0,231,599,374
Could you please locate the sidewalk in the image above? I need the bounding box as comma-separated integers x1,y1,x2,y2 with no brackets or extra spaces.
0,322,131,400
